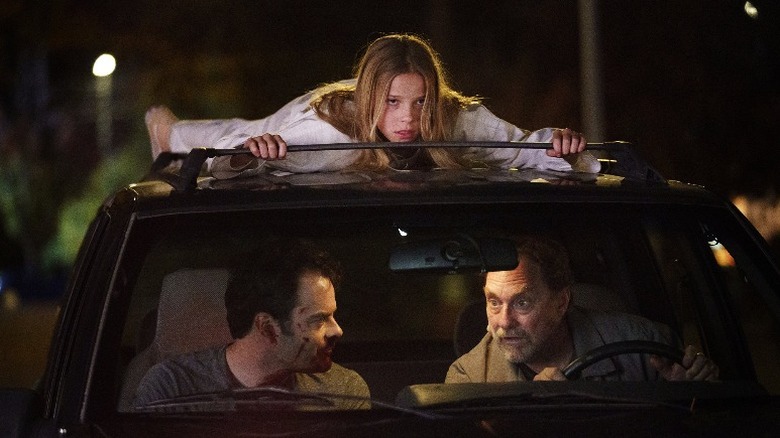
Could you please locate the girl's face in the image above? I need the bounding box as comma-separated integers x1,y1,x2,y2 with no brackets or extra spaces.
377,73,425,142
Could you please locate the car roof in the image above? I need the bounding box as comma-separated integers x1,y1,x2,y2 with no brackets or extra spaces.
118,142,725,215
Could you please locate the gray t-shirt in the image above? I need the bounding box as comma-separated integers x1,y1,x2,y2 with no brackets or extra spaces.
133,345,370,410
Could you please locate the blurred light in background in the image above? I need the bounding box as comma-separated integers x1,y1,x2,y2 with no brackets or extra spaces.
1,288,22,311
732,195,780,243
93,54,116,156
92,54,116,77
744,2,759,19
711,242,736,267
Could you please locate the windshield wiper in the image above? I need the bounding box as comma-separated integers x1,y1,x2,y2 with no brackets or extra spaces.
430,390,691,414
134,387,336,411
398,382,705,413
135,386,448,419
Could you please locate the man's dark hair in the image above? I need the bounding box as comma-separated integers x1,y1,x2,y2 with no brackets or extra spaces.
225,238,342,339
514,236,572,294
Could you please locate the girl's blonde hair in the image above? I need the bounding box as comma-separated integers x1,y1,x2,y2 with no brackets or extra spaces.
311,34,481,169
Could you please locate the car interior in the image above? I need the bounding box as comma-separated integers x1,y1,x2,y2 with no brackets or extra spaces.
110,201,780,412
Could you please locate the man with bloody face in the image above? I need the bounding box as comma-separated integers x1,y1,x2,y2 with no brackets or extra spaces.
133,238,369,410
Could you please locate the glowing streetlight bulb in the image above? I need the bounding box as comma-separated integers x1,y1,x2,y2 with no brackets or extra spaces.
744,2,758,19
92,54,116,77
93,54,116,155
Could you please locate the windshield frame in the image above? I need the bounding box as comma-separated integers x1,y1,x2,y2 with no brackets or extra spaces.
83,199,778,420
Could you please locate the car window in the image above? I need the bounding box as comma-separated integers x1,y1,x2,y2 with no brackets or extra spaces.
102,202,778,413
643,205,780,393
712,241,780,393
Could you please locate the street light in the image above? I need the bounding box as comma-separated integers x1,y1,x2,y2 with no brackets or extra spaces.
92,54,116,77
744,2,759,19
92,54,116,156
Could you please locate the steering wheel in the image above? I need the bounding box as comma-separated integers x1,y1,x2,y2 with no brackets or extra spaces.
561,340,684,380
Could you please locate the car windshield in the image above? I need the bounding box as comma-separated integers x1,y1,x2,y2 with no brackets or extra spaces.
108,200,780,413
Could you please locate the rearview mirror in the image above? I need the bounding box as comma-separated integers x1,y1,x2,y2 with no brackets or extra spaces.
388,235,518,273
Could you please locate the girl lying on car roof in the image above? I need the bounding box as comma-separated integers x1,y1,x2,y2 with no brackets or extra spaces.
145,34,599,178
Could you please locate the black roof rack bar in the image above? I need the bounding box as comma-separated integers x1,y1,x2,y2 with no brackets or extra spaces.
591,141,666,183
150,141,664,192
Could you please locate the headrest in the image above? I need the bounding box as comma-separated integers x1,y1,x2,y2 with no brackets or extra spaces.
154,268,233,359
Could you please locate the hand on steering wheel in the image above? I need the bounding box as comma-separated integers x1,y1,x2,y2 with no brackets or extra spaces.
561,340,684,380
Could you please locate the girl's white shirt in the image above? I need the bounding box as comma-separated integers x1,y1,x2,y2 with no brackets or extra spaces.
168,84,600,177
